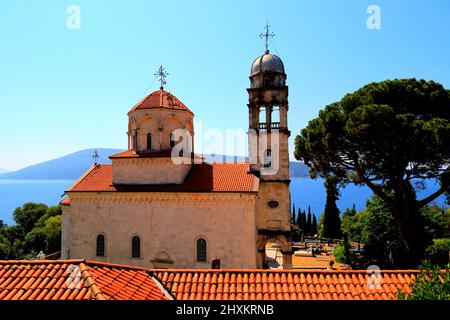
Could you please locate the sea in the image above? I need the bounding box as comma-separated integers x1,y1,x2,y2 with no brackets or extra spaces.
0,178,447,226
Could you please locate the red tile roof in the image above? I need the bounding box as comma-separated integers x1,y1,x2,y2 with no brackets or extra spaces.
109,150,174,159
152,269,418,300
0,260,420,300
60,197,70,206
0,260,169,300
67,163,258,193
128,89,193,115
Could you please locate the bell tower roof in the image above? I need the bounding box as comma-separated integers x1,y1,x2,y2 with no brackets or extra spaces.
250,50,285,77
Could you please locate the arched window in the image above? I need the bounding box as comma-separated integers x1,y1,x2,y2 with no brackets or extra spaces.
131,236,141,258
197,238,207,262
170,133,175,148
259,107,266,125
147,133,152,150
96,234,105,257
263,148,272,168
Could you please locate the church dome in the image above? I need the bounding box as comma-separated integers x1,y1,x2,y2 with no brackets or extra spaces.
250,50,285,76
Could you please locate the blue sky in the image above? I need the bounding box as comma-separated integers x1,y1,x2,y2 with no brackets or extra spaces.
1,0,449,170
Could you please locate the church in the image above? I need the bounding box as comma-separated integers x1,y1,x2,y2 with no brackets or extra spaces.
61,42,293,269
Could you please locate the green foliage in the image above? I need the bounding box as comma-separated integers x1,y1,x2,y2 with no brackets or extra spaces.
295,78,450,265
341,194,450,268
398,261,450,300
421,205,450,239
13,203,48,234
426,238,450,266
322,176,342,239
0,203,62,259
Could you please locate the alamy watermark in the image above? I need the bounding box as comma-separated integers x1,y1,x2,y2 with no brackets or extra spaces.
367,5,382,30
67,5,81,30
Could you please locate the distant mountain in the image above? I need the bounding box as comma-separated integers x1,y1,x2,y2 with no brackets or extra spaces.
0,168,10,174
0,149,310,180
0,149,124,180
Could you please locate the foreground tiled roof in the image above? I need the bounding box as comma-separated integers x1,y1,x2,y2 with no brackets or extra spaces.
66,163,258,193
0,260,169,300
128,89,193,115
152,269,418,300
0,260,421,300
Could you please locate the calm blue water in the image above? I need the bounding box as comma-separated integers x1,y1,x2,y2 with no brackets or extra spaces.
291,177,448,217
0,178,447,225
0,180,75,225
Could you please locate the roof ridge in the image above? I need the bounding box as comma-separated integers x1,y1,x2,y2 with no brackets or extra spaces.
65,164,99,193
78,262,107,300
0,259,86,265
148,268,422,274
84,260,150,271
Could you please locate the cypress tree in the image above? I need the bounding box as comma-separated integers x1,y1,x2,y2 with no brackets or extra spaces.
307,206,312,236
291,203,296,225
322,176,342,239
301,210,307,235
296,207,302,227
312,215,318,236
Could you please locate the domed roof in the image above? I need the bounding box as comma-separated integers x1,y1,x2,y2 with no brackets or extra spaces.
128,89,193,115
250,50,285,76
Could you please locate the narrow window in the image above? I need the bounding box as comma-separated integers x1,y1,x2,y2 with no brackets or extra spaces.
147,133,152,150
131,236,141,258
96,234,105,257
264,148,272,168
197,238,207,262
170,133,175,148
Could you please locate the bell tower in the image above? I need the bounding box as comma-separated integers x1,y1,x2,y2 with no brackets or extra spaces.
248,25,292,269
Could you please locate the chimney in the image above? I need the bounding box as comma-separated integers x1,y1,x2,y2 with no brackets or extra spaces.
211,257,220,269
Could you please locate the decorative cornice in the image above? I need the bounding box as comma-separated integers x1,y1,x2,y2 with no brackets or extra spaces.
66,192,257,206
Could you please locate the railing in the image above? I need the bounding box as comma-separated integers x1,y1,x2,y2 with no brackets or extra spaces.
258,122,280,130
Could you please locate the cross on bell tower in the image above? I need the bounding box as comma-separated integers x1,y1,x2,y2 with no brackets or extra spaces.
154,65,169,89
259,22,275,52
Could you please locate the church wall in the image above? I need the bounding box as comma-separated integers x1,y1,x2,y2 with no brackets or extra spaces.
112,158,192,185
62,192,258,269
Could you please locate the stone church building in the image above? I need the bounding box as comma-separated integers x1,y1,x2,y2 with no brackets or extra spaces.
61,48,293,269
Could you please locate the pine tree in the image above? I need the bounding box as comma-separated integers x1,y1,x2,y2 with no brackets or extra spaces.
322,176,342,239
307,206,312,236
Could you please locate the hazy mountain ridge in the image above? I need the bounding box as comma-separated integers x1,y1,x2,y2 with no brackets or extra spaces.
0,149,310,180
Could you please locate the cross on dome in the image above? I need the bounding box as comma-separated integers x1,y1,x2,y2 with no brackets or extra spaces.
259,21,275,52
154,65,169,89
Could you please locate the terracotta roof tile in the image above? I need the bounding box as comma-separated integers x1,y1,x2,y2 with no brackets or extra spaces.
152,269,421,301
0,260,169,301
68,162,258,193
1,260,425,301
128,89,193,115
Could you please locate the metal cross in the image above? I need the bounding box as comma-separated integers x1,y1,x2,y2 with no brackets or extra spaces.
154,65,169,89
93,150,99,165
259,22,275,51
